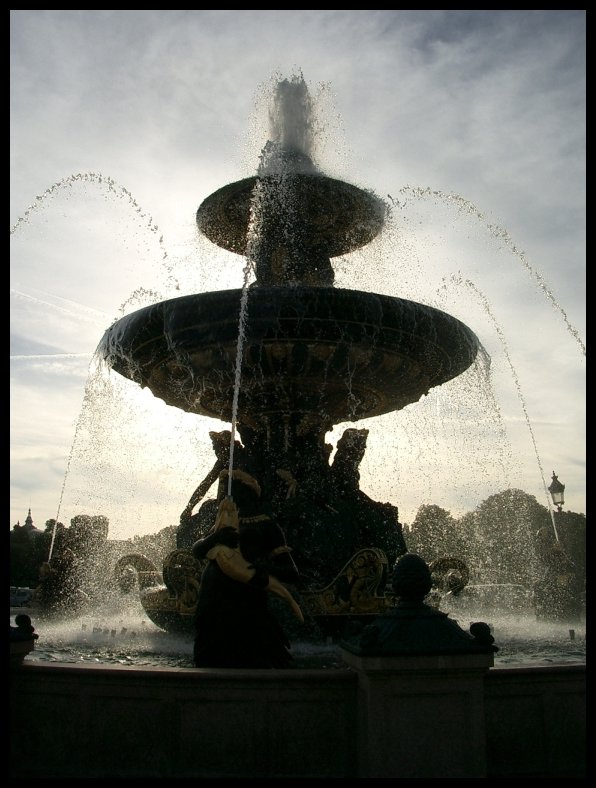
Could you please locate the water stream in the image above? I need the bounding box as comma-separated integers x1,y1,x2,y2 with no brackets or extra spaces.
391,187,585,358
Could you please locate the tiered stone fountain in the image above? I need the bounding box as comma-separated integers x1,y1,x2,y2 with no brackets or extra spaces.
100,76,480,636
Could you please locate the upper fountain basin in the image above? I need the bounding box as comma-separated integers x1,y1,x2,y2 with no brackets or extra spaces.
196,174,388,259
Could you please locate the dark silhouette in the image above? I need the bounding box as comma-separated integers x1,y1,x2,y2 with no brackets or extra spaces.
191,470,301,668
534,532,583,621
177,430,244,548
34,547,89,615
10,613,38,642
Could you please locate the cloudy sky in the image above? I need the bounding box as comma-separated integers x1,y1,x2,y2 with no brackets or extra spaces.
10,10,585,540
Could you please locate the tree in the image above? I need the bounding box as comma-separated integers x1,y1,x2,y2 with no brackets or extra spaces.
10,522,47,587
556,511,586,582
407,504,463,562
460,489,551,587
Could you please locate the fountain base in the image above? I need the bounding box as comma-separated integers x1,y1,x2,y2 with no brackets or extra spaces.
117,546,399,639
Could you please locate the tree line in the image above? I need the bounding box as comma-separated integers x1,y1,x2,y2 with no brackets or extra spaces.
10,489,585,594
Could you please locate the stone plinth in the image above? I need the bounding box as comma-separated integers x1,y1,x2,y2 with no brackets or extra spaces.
341,649,494,777
339,552,497,777
10,638,36,667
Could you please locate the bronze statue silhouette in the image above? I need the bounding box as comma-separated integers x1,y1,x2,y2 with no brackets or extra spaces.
177,430,244,548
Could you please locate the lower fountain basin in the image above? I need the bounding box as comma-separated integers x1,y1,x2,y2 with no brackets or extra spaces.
98,286,479,429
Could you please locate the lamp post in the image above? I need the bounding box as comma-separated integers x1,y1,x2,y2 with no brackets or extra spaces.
548,471,565,513
543,471,581,622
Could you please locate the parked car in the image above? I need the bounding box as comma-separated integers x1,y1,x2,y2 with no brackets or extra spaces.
10,586,34,607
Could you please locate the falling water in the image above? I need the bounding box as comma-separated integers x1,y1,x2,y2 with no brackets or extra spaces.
11,174,182,555
352,182,584,527
443,273,560,541
10,176,191,547
48,352,141,562
226,257,254,495
225,73,319,493
390,187,586,357
10,171,180,294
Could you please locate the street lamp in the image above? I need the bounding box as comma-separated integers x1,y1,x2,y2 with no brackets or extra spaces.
548,471,565,513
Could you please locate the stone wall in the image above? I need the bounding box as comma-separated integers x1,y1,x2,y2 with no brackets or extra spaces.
10,661,585,778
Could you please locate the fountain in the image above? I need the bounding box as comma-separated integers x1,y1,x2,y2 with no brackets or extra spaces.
11,73,585,780
98,74,480,637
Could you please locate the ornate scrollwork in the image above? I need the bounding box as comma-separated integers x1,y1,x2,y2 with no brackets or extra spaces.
114,553,163,591
162,549,205,594
429,556,470,595
301,547,390,616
